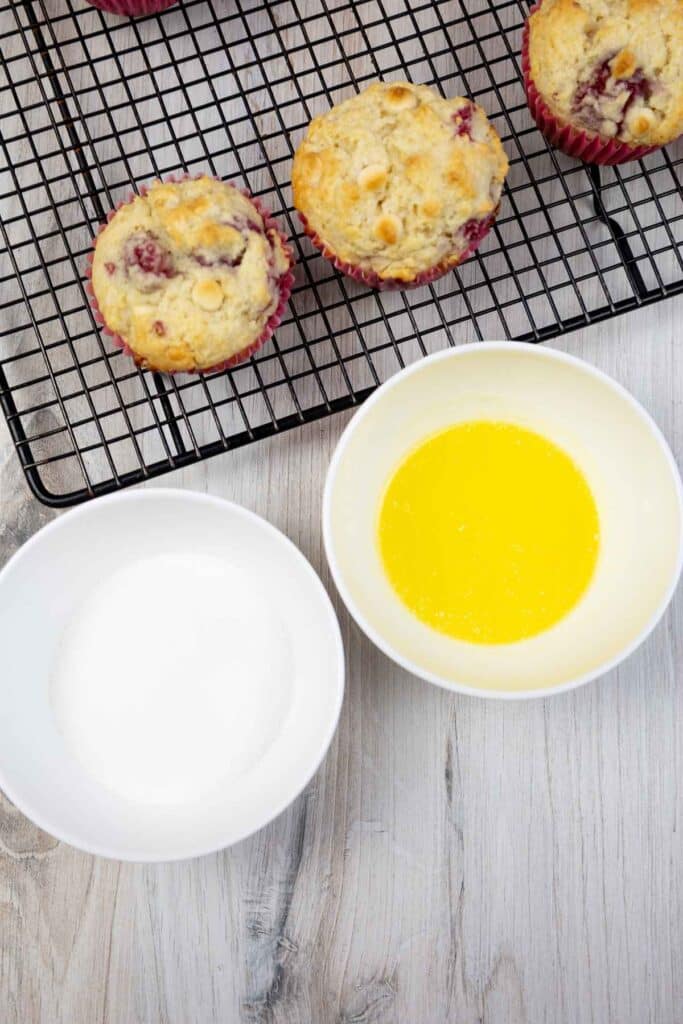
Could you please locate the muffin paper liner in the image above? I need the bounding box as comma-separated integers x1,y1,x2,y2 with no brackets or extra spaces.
86,174,295,375
521,4,657,166
86,0,178,16
297,210,498,291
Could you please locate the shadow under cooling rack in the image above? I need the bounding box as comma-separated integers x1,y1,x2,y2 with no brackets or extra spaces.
0,0,682,506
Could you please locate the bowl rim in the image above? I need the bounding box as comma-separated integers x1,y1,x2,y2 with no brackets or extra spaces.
0,488,345,861
323,340,683,701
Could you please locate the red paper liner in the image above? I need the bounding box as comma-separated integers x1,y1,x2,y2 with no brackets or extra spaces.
86,174,295,375
297,209,498,291
86,0,178,15
521,4,658,166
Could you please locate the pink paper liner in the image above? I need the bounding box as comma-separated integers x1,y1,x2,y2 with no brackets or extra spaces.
86,0,178,15
521,3,658,166
86,174,295,375
297,210,498,291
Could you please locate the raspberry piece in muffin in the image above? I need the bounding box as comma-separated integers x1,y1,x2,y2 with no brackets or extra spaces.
452,102,475,139
89,177,294,373
124,232,176,287
572,52,653,138
524,0,683,163
292,81,508,289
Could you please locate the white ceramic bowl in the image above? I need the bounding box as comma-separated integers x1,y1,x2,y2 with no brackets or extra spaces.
324,342,683,699
0,490,344,860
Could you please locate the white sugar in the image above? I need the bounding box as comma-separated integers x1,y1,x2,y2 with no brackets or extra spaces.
50,551,292,805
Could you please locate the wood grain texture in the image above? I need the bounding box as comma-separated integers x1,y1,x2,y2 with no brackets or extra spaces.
1,304,682,1024
1,1,683,1020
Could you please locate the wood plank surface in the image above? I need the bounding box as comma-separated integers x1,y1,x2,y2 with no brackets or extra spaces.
0,304,682,1024
1,1,682,1021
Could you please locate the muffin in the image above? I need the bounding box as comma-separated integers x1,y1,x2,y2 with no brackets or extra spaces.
85,0,178,15
292,81,509,290
523,0,683,164
88,176,294,374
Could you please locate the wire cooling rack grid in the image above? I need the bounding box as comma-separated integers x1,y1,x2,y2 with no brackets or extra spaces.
0,0,682,506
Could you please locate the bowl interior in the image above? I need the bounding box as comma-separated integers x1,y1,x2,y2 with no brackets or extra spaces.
325,343,682,697
0,491,343,860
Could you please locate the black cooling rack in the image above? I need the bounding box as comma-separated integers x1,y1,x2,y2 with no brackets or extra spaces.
0,0,682,507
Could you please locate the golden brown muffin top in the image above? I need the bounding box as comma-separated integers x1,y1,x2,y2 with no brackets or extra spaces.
91,177,291,373
528,0,683,145
292,81,508,283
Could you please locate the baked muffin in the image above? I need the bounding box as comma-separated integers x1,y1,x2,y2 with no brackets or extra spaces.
292,81,509,289
88,177,294,374
523,0,683,164
85,0,178,16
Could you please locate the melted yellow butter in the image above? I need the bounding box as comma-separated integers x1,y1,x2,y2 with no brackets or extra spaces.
378,421,600,644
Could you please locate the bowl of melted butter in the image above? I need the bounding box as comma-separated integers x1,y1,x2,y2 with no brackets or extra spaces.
324,342,683,698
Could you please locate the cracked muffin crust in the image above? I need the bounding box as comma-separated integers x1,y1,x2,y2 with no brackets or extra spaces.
526,0,683,157
292,81,509,288
90,177,293,373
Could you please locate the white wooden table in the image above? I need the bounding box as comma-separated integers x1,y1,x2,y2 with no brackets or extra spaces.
2,0,683,1017
0,299,682,1023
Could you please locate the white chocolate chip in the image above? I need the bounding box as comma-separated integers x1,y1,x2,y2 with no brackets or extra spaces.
384,85,419,110
358,163,388,190
625,105,656,137
191,279,224,312
373,213,402,245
